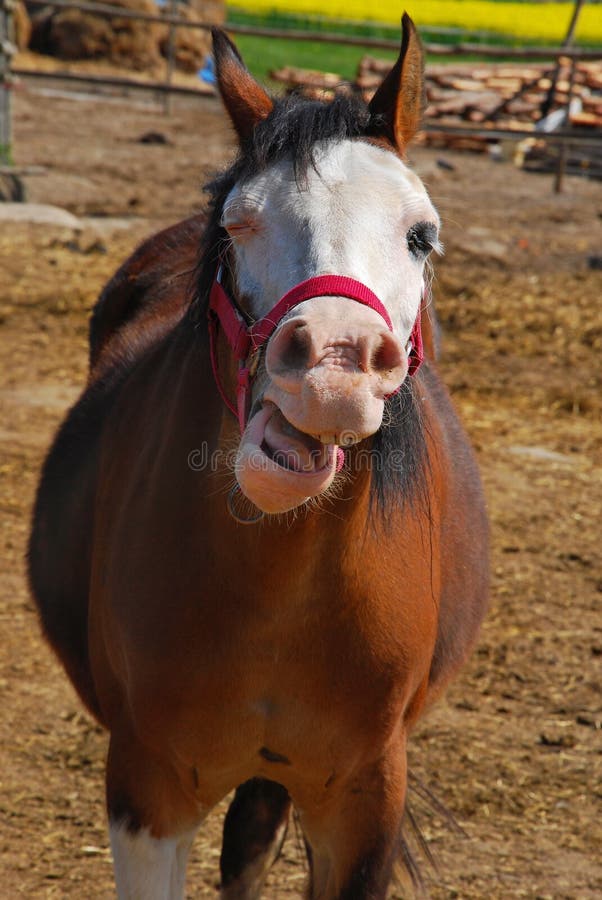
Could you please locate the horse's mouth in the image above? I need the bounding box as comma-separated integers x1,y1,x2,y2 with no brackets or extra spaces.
260,404,333,474
234,402,340,514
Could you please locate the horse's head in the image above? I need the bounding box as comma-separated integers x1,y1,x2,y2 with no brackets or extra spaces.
209,15,440,514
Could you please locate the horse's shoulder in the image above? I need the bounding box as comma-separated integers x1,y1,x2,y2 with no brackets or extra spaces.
29,213,208,697
418,365,490,699
89,213,206,379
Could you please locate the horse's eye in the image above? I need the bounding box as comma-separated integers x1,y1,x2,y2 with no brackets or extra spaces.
406,222,438,259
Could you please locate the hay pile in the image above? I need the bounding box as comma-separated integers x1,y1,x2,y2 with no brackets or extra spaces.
25,0,223,72
14,2,33,51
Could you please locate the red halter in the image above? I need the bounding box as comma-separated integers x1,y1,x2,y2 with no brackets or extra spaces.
208,268,424,433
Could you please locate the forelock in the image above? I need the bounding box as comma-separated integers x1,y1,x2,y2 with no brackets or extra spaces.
247,92,372,177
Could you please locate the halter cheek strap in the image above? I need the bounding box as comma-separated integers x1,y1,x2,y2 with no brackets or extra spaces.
208,270,424,433
407,304,423,378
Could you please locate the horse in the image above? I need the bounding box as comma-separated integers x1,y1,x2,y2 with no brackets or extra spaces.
28,15,489,899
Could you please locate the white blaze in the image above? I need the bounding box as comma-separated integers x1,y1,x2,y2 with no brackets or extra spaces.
221,140,440,342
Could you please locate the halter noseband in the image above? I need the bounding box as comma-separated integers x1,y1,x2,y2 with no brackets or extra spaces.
208,268,424,433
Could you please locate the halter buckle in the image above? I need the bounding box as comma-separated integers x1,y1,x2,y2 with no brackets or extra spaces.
247,347,262,380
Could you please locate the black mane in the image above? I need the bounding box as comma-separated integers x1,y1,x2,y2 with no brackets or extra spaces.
188,90,428,520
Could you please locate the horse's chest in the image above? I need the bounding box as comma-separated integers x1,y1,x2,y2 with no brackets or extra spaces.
126,576,433,791
100,535,437,797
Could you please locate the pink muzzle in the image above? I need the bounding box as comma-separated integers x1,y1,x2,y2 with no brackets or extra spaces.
208,270,424,435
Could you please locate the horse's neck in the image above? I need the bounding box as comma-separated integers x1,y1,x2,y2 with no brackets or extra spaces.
174,328,428,570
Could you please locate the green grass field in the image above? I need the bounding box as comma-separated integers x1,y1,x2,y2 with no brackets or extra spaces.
230,31,398,83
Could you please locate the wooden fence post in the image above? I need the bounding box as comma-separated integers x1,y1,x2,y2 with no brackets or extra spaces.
163,0,178,114
0,0,16,165
553,56,578,194
538,0,585,193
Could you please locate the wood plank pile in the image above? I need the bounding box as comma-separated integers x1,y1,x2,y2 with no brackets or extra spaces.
270,65,344,98
271,56,602,156
358,56,602,130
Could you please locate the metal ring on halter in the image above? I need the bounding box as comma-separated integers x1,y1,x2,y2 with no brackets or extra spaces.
227,484,265,525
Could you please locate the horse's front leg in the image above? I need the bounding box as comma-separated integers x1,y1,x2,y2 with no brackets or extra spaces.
106,727,206,900
110,822,198,900
301,742,408,900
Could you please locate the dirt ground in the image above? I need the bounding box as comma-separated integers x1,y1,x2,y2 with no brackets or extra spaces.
1,79,601,899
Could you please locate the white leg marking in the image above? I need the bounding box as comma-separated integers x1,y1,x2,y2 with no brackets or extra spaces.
172,830,196,899
110,821,197,900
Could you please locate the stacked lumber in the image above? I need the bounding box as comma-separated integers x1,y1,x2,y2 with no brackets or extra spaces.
270,65,350,101
360,56,602,143
271,56,602,153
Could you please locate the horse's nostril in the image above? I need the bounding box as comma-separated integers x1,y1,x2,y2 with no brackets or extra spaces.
270,319,311,373
286,324,311,370
371,333,404,375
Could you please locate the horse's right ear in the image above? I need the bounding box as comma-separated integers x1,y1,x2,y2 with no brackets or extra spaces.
367,13,424,152
212,28,274,143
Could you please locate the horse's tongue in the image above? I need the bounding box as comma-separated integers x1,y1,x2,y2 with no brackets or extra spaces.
264,408,330,473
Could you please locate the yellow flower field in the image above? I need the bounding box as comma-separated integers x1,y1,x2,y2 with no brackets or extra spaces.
228,0,602,44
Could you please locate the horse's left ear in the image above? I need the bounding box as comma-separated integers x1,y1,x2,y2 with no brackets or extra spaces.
367,13,424,151
212,28,274,143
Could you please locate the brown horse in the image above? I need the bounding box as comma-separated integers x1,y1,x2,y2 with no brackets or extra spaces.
28,15,488,899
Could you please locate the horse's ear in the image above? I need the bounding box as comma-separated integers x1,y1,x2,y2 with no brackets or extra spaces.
367,13,424,151
212,28,274,143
